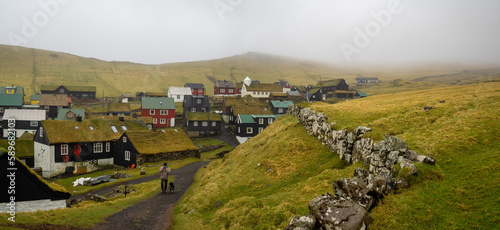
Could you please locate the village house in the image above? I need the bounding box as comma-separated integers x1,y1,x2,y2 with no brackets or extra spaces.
315,79,355,99
214,80,240,96
113,130,199,168
274,80,291,93
0,150,71,212
168,86,192,103
0,86,24,119
184,112,222,137
34,119,149,178
222,97,272,124
38,94,70,119
241,83,284,98
141,97,175,128
354,91,369,99
356,77,378,84
120,94,139,103
107,102,131,116
184,83,206,96
56,108,85,121
40,85,96,100
183,95,210,113
305,88,323,102
1,109,46,138
269,100,294,114
235,114,281,143
286,90,303,99
136,92,169,98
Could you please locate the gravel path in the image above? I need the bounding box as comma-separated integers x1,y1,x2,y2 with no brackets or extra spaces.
88,161,210,230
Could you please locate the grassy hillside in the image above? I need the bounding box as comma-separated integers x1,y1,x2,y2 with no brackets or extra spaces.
2,45,498,97
173,81,499,229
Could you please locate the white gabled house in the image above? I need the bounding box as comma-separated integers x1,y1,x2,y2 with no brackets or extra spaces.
168,86,192,102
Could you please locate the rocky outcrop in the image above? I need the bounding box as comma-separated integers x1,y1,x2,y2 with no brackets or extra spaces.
286,105,436,230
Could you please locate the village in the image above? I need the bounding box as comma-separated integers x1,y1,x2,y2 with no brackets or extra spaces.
0,76,372,213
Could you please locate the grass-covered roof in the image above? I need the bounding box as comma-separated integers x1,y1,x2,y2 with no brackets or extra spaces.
40,85,96,92
42,119,149,144
315,79,342,87
232,105,272,116
125,130,199,155
246,83,283,92
187,112,221,121
0,139,33,158
107,102,131,112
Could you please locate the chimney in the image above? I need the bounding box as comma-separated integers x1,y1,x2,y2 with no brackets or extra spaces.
76,116,82,122
119,117,125,121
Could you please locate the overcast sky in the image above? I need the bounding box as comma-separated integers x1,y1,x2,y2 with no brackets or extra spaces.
1,0,499,66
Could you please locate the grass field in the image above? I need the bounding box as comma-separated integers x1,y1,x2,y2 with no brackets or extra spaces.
172,81,500,229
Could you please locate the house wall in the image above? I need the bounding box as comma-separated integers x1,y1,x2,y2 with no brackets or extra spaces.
141,109,175,128
186,120,222,137
137,150,200,165
113,134,138,168
0,200,67,213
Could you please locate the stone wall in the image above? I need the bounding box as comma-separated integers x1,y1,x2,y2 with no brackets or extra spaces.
137,150,200,165
286,105,435,230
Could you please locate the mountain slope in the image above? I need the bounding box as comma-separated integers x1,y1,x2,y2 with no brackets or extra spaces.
173,81,500,229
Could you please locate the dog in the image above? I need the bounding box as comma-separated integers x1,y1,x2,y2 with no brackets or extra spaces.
168,182,175,192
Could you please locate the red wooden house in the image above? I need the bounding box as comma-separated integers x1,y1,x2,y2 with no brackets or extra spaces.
184,83,206,96
141,97,175,128
214,80,240,96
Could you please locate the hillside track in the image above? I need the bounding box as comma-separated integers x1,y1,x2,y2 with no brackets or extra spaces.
88,161,209,230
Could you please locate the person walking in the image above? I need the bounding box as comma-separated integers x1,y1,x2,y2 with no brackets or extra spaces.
159,162,171,194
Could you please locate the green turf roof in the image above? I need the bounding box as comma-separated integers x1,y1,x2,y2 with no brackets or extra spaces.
187,112,221,121
42,119,149,144
0,139,33,158
125,130,199,155
245,83,283,92
141,97,175,110
107,102,131,112
315,79,342,87
40,85,96,92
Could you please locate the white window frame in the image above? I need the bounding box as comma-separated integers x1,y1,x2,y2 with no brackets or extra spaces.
228,89,233,93
160,110,168,115
160,118,166,124
123,137,127,142
150,109,155,115
259,118,264,124
246,127,253,134
196,99,202,104
61,144,68,155
212,121,216,126
220,88,225,93
238,127,240,133
199,89,203,93
191,108,196,112
39,127,43,137
177,95,181,99
94,143,103,153
125,151,130,161
30,121,38,127
268,118,273,124
278,108,284,113
193,121,198,126
259,127,264,133
106,142,111,152
202,121,208,127
153,118,157,124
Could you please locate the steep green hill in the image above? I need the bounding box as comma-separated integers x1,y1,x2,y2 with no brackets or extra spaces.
173,81,499,229
2,45,497,97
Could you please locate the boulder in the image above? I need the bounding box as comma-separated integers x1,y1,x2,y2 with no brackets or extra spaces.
405,150,418,161
353,126,372,138
416,155,436,165
309,193,373,230
394,178,410,190
384,136,408,153
400,159,418,175
286,215,316,230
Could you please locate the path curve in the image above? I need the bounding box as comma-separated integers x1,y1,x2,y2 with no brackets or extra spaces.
89,161,209,230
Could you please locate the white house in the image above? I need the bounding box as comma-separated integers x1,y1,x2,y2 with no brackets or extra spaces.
2,109,46,138
168,86,192,102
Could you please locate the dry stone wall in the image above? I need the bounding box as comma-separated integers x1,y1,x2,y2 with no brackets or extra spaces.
286,105,435,230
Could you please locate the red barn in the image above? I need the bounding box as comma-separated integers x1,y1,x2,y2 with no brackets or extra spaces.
141,97,175,128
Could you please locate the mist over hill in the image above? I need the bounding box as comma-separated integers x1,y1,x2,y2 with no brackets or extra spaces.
0,44,498,97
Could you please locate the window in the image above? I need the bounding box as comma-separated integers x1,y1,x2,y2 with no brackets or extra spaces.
160,118,166,124
39,127,43,137
191,108,196,112
106,142,110,152
220,88,225,93
125,151,130,161
196,99,202,104
177,95,181,99
0,107,3,113
259,127,264,133
278,108,284,113
202,121,208,126
59,88,65,93
199,89,203,93
123,137,127,142
268,118,273,124
212,121,216,126
89,125,94,130
121,125,127,130
150,109,155,115
238,127,240,133
228,89,233,93
259,118,264,124
160,110,168,115
111,125,118,133
30,121,38,127
61,144,68,155
193,121,198,126
67,112,73,118
153,118,157,124
246,127,253,134
94,143,103,153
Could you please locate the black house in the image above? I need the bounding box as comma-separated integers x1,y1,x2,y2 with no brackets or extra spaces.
183,95,210,113
0,149,71,212
38,94,70,119
235,114,281,138
40,85,96,100
184,112,222,137
315,79,349,94
306,88,323,102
